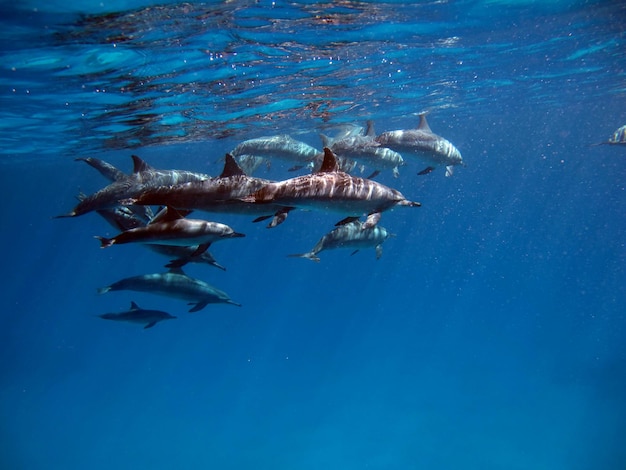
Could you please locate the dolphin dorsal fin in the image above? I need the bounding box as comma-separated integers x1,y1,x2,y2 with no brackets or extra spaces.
319,134,331,148
156,206,185,223
130,301,140,310
221,154,246,178
319,148,339,173
417,113,432,132
365,120,376,137
131,155,154,173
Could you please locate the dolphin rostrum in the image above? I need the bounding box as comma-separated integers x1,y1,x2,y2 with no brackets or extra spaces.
98,267,241,312
97,301,176,329
375,112,463,176
241,147,420,228
289,220,393,262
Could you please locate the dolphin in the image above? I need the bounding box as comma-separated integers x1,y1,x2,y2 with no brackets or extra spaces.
98,267,241,312
76,156,128,182
56,155,210,217
230,134,322,170
321,121,405,177
125,154,294,228
95,206,244,257
592,125,626,146
375,112,463,176
241,147,420,228
289,220,393,262
97,301,176,329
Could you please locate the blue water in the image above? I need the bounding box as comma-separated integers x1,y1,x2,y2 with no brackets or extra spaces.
1,0,625,468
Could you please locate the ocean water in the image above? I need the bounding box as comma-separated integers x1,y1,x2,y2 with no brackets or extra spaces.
1,0,625,468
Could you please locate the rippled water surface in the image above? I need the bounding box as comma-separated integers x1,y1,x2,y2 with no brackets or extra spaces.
1,1,625,469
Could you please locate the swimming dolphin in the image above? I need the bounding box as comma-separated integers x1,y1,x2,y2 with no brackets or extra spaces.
56,155,210,217
98,267,241,312
76,156,128,182
321,121,405,177
97,301,176,329
593,125,626,146
125,154,294,227
241,147,421,228
288,220,393,262
230,134,322,170
95,206,244,257
375,112,463,176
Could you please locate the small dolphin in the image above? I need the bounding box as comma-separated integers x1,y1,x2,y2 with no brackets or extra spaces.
57,155,210,217
289,220,393,262
95,206,244,257
97,301,176,329
375,112,463,176
98,267,241,312
593,125,626,146
321,121,405,177
242,148,420,228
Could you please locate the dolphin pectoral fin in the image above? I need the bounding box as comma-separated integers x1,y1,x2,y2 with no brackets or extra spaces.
188,302,208,313
376,245,383,259
445,165,454,177
365,169,380,179
417,166,435,175
350,249,360,256
190,243,211,257
165,258,188,269
144,321,157,329
363,212,381,229
253,215,272,223
335,216,360,226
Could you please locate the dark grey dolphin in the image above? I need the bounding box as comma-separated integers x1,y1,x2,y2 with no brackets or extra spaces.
242,148,421,228
95,206,244,257
97,301,176,329
56,155,210,217
375,112,463,176
97,267,241,312
289,220,393,262
126,154,294,228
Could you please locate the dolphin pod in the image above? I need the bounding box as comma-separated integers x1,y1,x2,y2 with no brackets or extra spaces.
60,114,467,329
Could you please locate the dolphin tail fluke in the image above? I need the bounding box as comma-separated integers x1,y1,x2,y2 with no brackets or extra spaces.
287,252,321,263
95,236,115,248
97,286,112,294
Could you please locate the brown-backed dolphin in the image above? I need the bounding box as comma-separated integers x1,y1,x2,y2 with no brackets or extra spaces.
241,148,420,228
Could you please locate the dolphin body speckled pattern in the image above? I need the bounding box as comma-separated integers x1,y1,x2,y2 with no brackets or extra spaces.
242,148,420,228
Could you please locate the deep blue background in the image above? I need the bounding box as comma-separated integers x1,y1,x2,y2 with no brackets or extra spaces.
1,1,625,469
